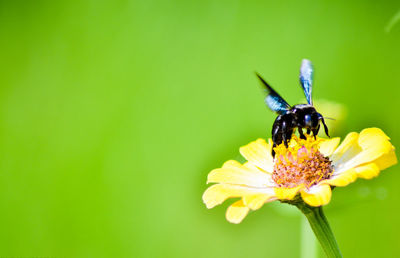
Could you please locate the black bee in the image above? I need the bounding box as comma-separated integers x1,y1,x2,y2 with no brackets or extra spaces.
256,59,329,157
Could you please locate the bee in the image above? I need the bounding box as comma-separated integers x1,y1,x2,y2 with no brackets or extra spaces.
256,59,329,158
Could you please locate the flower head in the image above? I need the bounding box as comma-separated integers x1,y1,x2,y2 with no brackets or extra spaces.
272,136,333,188
202,128,397,223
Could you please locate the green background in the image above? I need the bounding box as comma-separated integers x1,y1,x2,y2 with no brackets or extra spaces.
0,1,399,257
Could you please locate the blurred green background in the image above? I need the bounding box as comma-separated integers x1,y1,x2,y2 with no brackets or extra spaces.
0,0,399,257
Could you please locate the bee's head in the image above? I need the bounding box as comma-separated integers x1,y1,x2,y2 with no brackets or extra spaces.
303,107,320,128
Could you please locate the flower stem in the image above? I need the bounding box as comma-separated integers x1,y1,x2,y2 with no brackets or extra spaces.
295,203,343,258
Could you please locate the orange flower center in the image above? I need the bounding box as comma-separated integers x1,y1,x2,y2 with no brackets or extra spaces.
271,136,333,188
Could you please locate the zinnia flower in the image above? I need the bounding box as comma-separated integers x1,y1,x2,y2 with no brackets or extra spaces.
202,128,397,224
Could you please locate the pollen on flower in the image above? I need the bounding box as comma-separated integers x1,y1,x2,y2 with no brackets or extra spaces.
272,135,333,188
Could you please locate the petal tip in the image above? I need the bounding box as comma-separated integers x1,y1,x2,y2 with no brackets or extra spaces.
226,200,249,224
301,184,332,207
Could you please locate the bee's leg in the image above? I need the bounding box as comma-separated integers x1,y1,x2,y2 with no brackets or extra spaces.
272,125,280,145
312,124,320,139
281,122,289,148
282,131,288,148
320,117,330,137
306,128,311,135
286,133,291,147
272,143,276,158
317,113,330,138
271,120,282,158
285,128,294,148
298,127,306,139
283,126,295,149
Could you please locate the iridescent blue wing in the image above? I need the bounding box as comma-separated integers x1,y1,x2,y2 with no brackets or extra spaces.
299,59,313,105
256,73,291,115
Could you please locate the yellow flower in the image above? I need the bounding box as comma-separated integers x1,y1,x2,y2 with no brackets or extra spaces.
202,128,397,224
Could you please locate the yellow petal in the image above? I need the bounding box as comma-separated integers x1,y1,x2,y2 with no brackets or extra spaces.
322,169,357,187
358,128,390,149
318,137,340,157
207,160,272,187
301,184,332,206
330,132,361,165
354,163,380,179
202,184,274,209
226,200,250,224
243,194,275,210
331,128,396,172
345,128,394,168
374,147,397,170
274,184,303,200
239,138,274,172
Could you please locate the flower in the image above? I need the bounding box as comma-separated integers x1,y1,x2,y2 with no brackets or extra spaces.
202,128,397,224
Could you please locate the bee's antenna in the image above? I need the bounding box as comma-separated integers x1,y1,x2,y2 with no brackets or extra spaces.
323,117,336,121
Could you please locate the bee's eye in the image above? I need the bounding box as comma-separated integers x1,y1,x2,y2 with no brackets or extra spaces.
305,114,312,127
304,115,313,127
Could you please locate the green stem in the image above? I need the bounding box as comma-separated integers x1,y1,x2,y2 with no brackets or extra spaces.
296,202,342,258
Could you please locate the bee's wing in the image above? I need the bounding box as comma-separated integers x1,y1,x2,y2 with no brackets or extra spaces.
299,59,313,105
256,73,291,114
